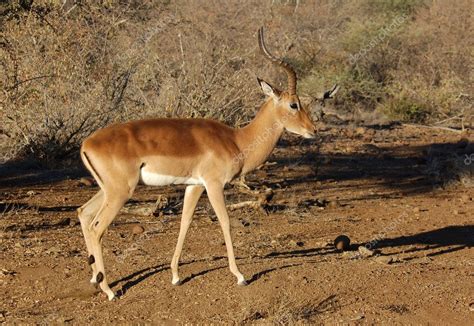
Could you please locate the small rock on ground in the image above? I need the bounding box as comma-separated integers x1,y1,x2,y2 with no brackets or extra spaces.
131,225,145,235
375,256,393,265
358,246,375,257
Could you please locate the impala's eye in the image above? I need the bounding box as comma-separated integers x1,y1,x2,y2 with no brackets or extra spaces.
289,103,298,110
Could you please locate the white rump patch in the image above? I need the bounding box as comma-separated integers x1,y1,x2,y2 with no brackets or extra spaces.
140,169,202,186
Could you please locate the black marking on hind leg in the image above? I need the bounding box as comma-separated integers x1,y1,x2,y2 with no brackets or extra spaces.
96,272,104,283
88,255,95,265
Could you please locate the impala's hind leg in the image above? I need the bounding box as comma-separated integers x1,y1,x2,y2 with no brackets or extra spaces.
80,146,140,300
88,191,130,301
77,190,104,283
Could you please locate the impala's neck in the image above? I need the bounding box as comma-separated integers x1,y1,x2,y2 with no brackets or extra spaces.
235,100,284,174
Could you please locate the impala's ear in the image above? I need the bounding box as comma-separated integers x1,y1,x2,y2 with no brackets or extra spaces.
257,78,280,100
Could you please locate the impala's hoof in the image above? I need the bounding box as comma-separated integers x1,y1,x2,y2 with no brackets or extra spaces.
103,289,117,301
238,279,248,286
172,279,182,286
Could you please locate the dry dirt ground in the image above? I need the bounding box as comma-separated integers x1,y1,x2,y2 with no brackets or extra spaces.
1,123,473,325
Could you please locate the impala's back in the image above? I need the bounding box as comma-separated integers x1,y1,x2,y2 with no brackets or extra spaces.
81,118,242,187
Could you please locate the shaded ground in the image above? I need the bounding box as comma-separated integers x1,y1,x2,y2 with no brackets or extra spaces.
1,124,473,324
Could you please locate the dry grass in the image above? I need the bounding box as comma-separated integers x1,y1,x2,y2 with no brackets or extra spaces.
424,142,474,188
235,292,339,325
206,286,329,324
1,0,472,166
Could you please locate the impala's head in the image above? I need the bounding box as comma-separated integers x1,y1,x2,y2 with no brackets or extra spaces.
257,77,317,139
257,27,336,139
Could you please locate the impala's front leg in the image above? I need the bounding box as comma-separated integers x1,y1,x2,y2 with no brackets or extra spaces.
171,185,205,285
206,181,247,285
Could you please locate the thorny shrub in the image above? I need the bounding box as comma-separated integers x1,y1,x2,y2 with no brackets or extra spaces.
0,0,472,166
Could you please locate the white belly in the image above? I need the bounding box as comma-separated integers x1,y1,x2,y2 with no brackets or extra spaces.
140,169,202,186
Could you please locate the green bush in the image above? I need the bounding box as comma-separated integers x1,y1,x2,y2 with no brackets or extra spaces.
382,96,429,122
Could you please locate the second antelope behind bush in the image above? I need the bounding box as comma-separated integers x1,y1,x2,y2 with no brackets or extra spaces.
77,27,338,300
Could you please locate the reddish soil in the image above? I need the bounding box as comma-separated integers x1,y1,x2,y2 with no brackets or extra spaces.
1,124,473,324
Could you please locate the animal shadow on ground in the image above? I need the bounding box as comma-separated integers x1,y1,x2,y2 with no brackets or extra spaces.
375,225,474,259
110,263,169,297
100,226,472,296
109,258,229,297
241,225,473,289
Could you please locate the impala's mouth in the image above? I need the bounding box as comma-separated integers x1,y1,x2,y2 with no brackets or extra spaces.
285,127,316,139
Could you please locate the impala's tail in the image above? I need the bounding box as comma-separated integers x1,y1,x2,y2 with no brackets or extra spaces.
81,151,104,187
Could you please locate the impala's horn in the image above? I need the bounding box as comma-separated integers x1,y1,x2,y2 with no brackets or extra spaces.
318,84,340,101
258,27,297,95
